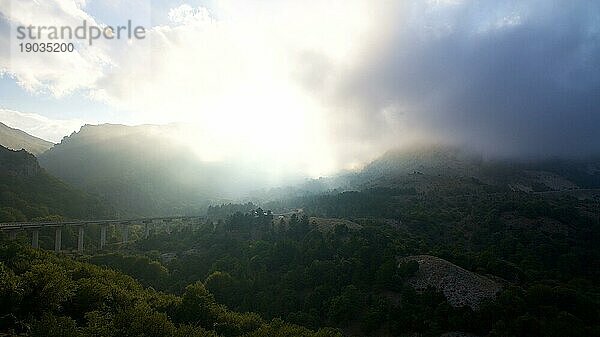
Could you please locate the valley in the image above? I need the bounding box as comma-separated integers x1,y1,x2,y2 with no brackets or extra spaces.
2,2,598,336
0,126,599,337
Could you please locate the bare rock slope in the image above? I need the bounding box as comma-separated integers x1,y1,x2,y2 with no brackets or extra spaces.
400,255,501,310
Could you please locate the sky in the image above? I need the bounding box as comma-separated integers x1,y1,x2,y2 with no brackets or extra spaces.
0,0,599,177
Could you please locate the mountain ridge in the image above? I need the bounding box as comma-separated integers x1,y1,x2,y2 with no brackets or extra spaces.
342,144,600,193
0,144,113,222
39,123,254,217
0,122,53,155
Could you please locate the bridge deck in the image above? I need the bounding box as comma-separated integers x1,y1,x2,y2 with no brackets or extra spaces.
0,215,203,231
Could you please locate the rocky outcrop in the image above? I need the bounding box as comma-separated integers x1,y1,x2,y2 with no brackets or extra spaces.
400,255,501,310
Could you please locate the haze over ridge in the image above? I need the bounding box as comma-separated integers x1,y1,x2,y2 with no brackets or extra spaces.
0,0,598,176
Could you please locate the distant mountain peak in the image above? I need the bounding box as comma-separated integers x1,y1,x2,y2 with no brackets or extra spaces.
347,143,600,192
0,122,53,155
363,144,484,177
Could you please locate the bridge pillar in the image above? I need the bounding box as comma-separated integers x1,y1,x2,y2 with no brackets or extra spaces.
164,220,172,235
144,222,151,239
77,226,84,252
31,230,39,248
54,227,62,252
122,224,129,243
100,224,107,249
8,230,17,240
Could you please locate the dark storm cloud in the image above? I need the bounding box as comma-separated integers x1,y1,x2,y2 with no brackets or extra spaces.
325,0,600,158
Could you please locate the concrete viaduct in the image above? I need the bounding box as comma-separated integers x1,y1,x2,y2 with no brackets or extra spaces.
0,216,203,252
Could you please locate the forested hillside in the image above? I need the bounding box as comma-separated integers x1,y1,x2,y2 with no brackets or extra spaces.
38,124,280,217
86,188,600,337
0,145,113,222
335,145,600,193
2,138,599,336
38,124,209,217
0,243,341,337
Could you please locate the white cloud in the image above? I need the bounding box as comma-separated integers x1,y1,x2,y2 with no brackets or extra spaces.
0,0,384,175
168,4,212,25
0,108,86,142
85,1,382,175
0,0,113,97
2,0,594,174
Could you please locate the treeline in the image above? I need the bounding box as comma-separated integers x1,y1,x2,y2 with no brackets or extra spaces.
207,203,258,220
2,180,599,336
113,191,600,336
0,242,341,337
265,188,415,219
99,217,458,335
